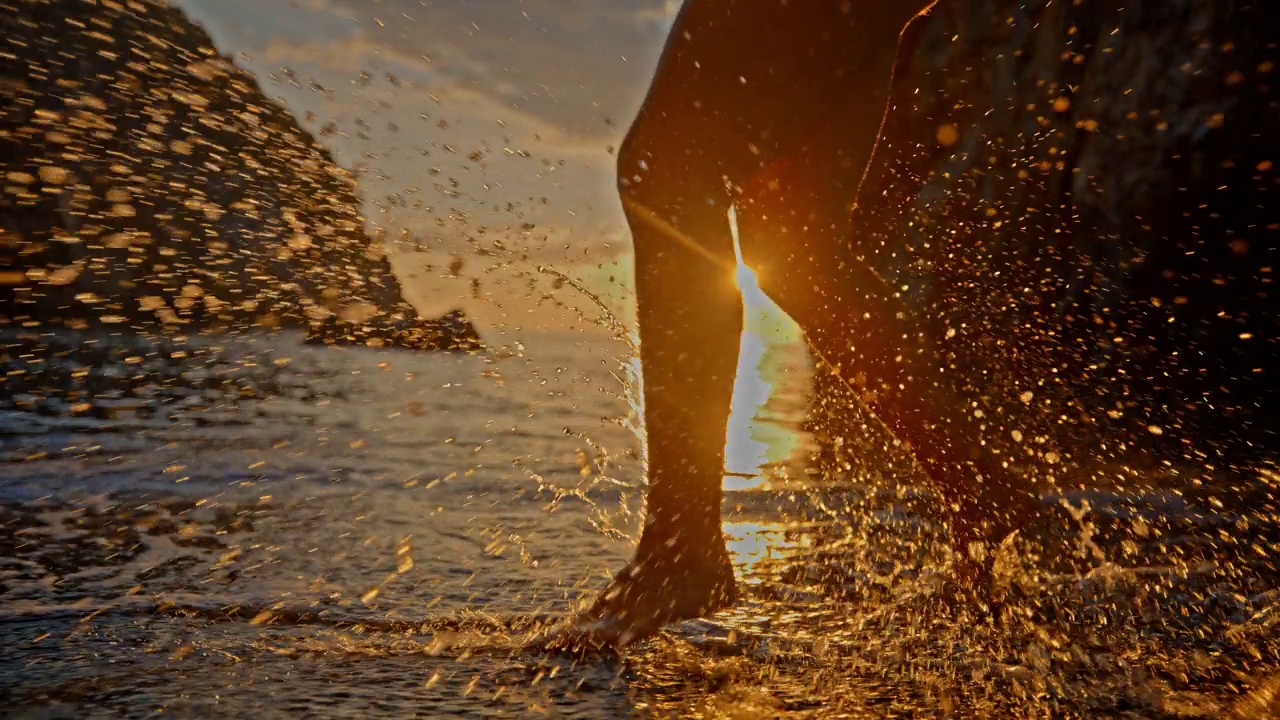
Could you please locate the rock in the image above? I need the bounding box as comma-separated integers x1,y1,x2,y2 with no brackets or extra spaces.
304,309,482,352
0,0,442,339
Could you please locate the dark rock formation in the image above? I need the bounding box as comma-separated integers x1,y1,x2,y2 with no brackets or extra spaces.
0,0,471,349
810,0,1277,473
305,309,482,352
0,319,458,430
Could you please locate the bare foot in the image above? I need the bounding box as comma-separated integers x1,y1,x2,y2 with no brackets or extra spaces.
530,545,737,653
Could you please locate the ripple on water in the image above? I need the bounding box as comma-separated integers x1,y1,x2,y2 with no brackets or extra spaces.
2,333,1279,717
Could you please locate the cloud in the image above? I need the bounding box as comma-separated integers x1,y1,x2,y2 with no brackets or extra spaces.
173,0,670,329
314,0,671,139
181,0,676,141
632,0,683,32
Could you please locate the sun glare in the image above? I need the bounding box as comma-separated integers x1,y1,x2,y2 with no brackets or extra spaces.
724,206,804,491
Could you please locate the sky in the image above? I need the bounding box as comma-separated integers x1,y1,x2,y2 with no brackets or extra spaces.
170,0,803,483
174,0,684,333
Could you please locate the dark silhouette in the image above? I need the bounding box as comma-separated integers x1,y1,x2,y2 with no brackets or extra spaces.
305,309,482,351
534,0,1047,649
527,0,1280,645
529,0,1280,651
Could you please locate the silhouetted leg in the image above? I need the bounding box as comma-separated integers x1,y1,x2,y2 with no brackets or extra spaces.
539,132,744,648
735,41,1038,562
581,185,744,636
534,0,975,651
746,212,1038,558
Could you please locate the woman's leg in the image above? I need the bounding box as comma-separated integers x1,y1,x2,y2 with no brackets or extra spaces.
734,26,1038,561
575,183,744,645
543,0,957,649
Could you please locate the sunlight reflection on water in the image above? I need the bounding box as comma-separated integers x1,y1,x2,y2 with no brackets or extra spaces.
723,520,808,580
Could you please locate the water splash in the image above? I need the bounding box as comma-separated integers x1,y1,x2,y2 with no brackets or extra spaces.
3,1,1279,717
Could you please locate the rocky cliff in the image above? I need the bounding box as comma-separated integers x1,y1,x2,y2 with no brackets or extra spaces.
0,0,434,337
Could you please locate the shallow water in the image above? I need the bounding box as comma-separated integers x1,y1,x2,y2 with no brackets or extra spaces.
2,329,1279,718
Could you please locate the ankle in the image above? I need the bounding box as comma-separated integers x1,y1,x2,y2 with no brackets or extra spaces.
633,527,731,573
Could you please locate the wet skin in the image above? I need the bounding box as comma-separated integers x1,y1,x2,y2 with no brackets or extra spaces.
542,0,1040,650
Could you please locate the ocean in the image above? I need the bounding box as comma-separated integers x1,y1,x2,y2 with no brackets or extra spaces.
1,327,1278,717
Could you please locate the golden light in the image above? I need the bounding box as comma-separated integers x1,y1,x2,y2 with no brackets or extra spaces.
723,206,805,491
730,205,759,292
725,325,773,490
722,520,804,579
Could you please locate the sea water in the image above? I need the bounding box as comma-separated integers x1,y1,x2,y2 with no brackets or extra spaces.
3,327,1278,717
